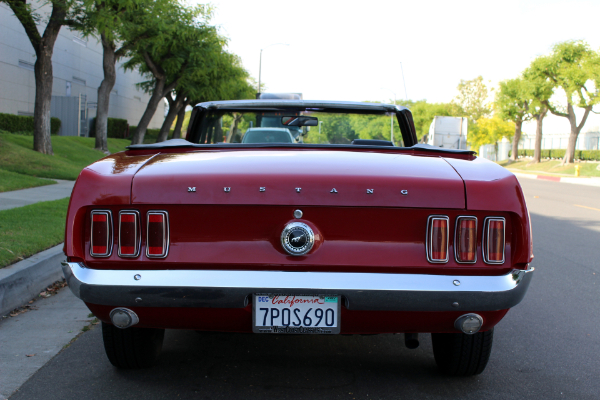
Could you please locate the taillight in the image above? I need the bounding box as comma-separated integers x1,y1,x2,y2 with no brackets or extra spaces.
426,216,449,263
455,217,477,263
484,217,505,264
90,210,112,257
146,211,169,258
118,211,140,257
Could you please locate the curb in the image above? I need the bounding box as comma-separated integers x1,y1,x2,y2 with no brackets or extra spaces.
511,171,600,187
0,244,65,316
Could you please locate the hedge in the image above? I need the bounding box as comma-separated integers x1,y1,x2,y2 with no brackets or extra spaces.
0,113,61,135
129,126,173,140
90,117,129,138
514,149,600,161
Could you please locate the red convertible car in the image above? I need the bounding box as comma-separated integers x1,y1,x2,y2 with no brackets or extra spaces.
62,100,534,376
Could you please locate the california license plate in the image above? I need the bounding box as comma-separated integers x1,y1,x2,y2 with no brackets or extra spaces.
252,294,341,334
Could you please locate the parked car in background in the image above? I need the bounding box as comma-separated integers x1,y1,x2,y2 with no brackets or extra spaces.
62,100,534,376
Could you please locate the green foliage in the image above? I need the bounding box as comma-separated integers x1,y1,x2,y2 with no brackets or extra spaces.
516,149,600,161
406,101,455,141
495,78,533,124
468,116,515,150
453,76,492,121
90,117,129,138
302,112,399,145
0,131,130,180
0,113,61,135
0,198,70,268
0,169,55,192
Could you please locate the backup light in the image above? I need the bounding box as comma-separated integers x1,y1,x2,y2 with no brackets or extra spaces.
426,216,449,263
455,217,477,263
146,211,169,258
454,313,483,334
90,210,112,257
484,217,505,264
118,211,140,257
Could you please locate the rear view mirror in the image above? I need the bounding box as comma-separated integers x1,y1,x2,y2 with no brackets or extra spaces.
281,116,318,126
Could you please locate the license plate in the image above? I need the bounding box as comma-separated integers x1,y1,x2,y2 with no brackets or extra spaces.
252,294,341,334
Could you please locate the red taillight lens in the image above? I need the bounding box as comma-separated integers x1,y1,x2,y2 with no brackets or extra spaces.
427,216,449,263
146,211,169,258
456,217,477,263
119,211,140,257
485,218,505,264
90,210,112,257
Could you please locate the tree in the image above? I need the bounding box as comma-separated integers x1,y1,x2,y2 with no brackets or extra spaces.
522,64,553,163
1,0,82,154
125,3,208,144
536,41,600,164
468,116,514,153
495,78,534,161
453,76,493,121
77,0,164,152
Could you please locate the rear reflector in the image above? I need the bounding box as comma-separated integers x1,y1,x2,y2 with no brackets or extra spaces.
427,216,449,263
484,217,505,264
118,211,140,257
146,211,169,258
90,210,112,257
455,217,477,263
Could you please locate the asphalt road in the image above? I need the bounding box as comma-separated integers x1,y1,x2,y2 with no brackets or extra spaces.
10,178,600,399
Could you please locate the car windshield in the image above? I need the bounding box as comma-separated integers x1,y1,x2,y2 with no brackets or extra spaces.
193,110,403,146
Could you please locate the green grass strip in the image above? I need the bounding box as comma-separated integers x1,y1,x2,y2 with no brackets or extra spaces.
0,168,56,192
0,198,69,268
0,131,131,180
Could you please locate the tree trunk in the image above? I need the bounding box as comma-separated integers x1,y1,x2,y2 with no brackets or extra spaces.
95,34,117,152
156,94,184,142
562,104,592,164
226,113,242,143
131,79,166,144
172,101,188,139
33,48,55,155
511,119,522,161
532,109,547,163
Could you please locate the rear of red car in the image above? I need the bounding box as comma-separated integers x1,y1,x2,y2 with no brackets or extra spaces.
62,101,533,375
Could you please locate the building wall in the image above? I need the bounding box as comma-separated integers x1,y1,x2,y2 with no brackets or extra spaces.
0,3,165,130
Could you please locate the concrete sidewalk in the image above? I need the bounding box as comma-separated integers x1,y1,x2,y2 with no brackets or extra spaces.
509,170,600,187
0,180,75,211
0,287,91,400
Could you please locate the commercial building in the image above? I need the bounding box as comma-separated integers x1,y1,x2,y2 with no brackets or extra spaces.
0,2,165,136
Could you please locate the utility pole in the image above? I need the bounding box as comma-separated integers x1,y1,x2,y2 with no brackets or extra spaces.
257,43,289,98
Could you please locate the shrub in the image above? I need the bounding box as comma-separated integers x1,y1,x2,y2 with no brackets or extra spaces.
90,117,129,138
0,113,61,135
516,149,600,161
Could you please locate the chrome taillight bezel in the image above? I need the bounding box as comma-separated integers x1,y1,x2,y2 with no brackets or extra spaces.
483,217,505,264
145,210,169,259
426,215,450,264
454,216,478,264
118,210,141,258
90,210,113,258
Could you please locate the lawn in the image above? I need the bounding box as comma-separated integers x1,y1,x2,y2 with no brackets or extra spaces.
0,169,55,192
0,197,69,268
0,131,131,181
501,159,600,178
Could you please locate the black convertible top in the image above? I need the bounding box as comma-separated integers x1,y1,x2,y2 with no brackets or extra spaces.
195,100,409,113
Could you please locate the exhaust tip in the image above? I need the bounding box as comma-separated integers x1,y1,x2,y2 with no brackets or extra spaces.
404,333,419,349
109,308,139,329
454,313,483,334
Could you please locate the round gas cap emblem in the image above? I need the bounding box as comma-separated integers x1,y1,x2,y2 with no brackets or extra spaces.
281,222,314,256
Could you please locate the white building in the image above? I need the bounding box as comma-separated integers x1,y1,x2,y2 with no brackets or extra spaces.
0,2,165,136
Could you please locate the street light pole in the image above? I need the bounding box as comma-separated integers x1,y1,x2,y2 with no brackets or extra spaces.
257,43,289,97
381,88,397,146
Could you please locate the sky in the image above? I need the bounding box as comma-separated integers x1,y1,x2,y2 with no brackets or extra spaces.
194,0,600,135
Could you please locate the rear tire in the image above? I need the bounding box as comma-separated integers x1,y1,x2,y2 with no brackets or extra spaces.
431,328,493,376
101,322,165,369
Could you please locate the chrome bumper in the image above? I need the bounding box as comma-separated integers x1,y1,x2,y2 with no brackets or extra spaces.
61,262,534,312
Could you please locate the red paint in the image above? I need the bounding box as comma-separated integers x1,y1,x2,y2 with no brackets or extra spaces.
537,175,561,182
64,145,532,333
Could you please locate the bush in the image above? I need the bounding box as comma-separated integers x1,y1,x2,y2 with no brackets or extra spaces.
90,117,129,138
129,126,172,142
0,112,61,135
516,149,600,161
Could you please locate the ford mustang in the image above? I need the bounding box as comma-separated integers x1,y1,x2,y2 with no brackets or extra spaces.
61,100,534,376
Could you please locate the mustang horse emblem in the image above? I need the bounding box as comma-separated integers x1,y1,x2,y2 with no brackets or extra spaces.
291,235,305,243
